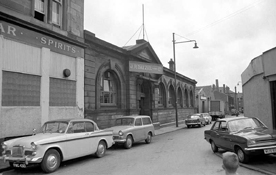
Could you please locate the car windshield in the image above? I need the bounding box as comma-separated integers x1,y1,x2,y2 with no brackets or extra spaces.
39,122,69,133
115,118,134,126
228,118,264,132
188,115,199,119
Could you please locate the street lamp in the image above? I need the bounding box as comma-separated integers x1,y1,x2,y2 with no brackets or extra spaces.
172,32,198,127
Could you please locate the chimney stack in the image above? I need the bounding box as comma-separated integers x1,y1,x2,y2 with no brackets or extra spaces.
223,84,225,93
168,59,175,71
216,79,219,91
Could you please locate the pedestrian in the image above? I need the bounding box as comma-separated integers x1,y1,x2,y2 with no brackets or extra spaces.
222,152,239,175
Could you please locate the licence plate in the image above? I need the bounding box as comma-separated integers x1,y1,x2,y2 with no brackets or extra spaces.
264,148,276,154
13,163,26,168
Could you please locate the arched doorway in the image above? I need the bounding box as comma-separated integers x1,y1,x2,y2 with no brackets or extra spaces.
138,80,152,118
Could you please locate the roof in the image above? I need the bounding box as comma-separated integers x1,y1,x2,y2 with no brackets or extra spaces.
217,116,247,122
196,85,212,97
116,115,151,119
45,118,94,123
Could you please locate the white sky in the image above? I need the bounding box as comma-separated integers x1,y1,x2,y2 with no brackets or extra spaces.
84,0,276,93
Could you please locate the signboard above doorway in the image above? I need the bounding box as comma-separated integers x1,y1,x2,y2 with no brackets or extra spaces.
129,61,163,74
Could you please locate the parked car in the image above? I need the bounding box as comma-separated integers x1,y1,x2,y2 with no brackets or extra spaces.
0,118,114,173
204,116,276,163
185,113,206,128
202,113,212,125
109,115,155,149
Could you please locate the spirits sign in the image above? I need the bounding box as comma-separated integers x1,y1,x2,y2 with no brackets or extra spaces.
0,21,84,58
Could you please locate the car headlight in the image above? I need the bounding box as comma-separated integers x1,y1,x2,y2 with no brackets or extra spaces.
31,142,37,150
247,139,256,145
118,130,123,136
1,142,7,150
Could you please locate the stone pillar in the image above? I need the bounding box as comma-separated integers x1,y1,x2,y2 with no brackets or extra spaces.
41,48,50,125
76,56,84,118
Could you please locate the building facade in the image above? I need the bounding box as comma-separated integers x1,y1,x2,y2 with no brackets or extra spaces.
242,47,276,130
84,31,197,129
0,0,85,141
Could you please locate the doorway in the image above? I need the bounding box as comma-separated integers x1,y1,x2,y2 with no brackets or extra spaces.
138,80,152,118
270,81,276,130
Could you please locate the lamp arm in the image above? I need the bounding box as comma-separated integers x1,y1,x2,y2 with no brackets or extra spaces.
174,40,197,44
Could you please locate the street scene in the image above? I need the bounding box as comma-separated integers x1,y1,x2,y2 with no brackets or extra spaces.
1,116,275,175
0,0,276,175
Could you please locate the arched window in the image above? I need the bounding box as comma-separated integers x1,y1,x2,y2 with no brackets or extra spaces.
177,87,183,107
100,71,117,105
190,90,194,107
184,89,188,107
157,83,166,107
168,85,175,107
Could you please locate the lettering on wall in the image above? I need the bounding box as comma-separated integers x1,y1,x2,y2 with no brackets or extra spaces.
0,21,84,58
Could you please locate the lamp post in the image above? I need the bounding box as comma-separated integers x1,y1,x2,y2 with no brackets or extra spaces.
172,32,198,127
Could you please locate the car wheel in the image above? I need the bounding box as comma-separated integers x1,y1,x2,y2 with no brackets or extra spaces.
187,125,190,128
124,135,133,149
41,149,61,173
235,147,249,163
95,141,106,158
145,132,152,144
210,140,218,153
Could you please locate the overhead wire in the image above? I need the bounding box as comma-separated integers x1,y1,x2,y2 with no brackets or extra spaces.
185,0,264,37
123,24,143,47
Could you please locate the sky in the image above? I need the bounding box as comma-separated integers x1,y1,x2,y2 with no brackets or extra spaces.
84,0,276,93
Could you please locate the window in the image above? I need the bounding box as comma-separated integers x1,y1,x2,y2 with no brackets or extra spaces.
135,118,142,126
51,0,62,26
157,84,165,107
85,122,94,132
142,117,152,125
168,85,175,107
184,89,188,107
190,90,194,107
100,71,117,105
177,88,183,107
34,0,63,27
68,122,85,133
49,78,76,106
2,71,40,106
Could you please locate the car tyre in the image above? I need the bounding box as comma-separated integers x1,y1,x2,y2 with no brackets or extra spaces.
95,141,106,158
187,125,190,128
124,135,133,149
235,147,249,163
41,149,60,173
145,132,152,144
210,140,218,153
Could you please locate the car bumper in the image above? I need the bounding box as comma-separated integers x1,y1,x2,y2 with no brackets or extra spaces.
185,122,201,125
245,145,276,151
0,155,43,164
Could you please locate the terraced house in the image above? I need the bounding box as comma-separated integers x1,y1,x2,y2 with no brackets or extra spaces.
0,0,85,142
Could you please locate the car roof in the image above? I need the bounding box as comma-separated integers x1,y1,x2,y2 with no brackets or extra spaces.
116,115,151,119
217,116,248,122
45,118,94,123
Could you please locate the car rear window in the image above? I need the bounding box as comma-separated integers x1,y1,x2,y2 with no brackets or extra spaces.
142,117,152,125
188,115,199,119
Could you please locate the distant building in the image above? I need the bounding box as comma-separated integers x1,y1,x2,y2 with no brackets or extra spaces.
242,47,276,130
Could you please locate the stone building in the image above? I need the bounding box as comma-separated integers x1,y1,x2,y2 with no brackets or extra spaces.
84,31,197,129
242,47,276,130
0,0,85,141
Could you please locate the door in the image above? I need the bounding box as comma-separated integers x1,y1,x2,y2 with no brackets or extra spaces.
139,81,152,118
270,81,276,130
133,118,144,141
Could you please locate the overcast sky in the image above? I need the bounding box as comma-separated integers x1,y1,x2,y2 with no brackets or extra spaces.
84,0,276,93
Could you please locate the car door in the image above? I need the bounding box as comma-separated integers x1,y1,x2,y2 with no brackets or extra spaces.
142,117,152,139
210,121,222,147
63,122,93,160
132,118,144,142
217,121,232,149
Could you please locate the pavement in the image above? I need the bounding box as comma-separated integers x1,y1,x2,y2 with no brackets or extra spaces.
1,122,276,174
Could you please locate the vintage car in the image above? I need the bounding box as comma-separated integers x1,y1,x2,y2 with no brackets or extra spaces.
185,113,206,128
108,115,155,149
1,118,114,173
201,113,212,125
204,116,276,163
